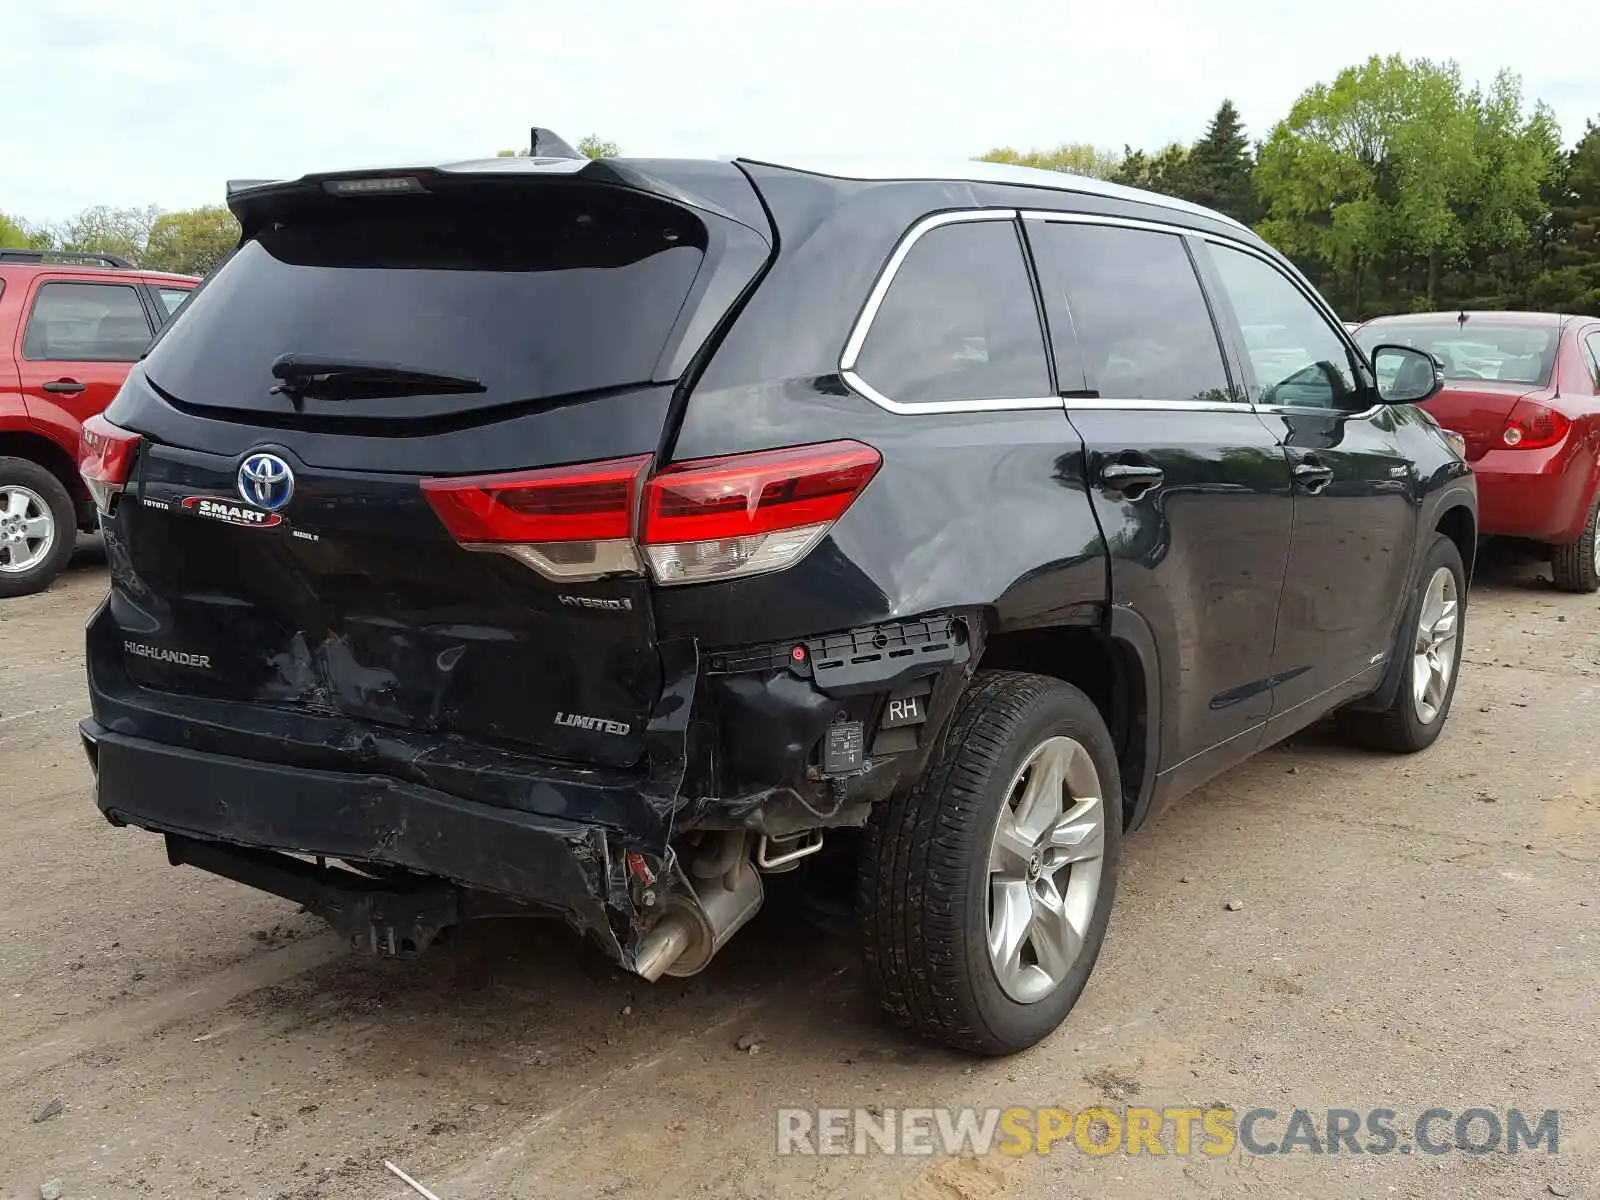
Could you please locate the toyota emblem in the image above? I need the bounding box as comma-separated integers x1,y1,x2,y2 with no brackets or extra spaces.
237,452,295,511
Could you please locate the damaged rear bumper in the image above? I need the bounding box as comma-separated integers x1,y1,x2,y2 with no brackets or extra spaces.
82,720,639,960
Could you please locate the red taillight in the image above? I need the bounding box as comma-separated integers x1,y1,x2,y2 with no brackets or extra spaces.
421,455,650,543
78,415,142,512
420,455,651,581
1500,399,1570,450
640,440,881,584
420,441,881,585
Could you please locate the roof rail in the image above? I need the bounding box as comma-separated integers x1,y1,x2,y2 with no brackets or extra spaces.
0,248,135,269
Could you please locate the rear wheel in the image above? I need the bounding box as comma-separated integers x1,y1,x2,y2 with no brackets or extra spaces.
0,458,75,599
1337,532,1465,752
1550,490,1600,593
859,672,1121,1055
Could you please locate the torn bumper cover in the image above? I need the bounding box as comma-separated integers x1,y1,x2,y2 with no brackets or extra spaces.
82,721,641,960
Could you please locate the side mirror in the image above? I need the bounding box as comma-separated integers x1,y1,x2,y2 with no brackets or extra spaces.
1370,344,1444,404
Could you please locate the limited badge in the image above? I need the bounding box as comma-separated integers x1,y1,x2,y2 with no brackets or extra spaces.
182,496,283,528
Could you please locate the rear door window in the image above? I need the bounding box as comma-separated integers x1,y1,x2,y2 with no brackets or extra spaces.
140,189,709,416
1027,221,1234,404
22,282,154,362
851,218,1051,406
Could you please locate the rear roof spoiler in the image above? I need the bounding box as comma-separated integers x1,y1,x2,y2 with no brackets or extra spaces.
225,158,771,240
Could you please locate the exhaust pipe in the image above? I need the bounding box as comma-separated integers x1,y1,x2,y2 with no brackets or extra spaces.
635,911,696,982
632,832,764,981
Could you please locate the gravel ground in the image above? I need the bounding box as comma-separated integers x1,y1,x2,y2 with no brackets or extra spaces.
1,541,1595,1199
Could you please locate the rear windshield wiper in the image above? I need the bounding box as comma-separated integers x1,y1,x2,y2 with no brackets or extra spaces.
269,354,486,405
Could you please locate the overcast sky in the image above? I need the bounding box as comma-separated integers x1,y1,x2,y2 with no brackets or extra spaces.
5,0,1598,222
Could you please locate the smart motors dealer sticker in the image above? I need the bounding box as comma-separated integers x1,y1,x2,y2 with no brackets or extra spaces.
180,496,283,528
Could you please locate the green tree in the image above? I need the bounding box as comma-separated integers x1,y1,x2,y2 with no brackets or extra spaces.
1255,57,1414,316
497,133,621,159
1184,100,1259,224
1529,119,1600,312
55,204,163,264
1443,72,1561,309
0,213,27,248
576,134,621,159
1111,142,1196,198
144,206,240,276
1254,56,1556,316
979,143,1121,180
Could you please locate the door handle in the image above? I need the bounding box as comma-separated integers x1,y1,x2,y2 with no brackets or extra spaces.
1100,462,1165,494
1292,460,1335,494
41,380,86,395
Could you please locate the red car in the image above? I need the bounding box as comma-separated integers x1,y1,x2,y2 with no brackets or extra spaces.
1356,311,1600,591
0,250,197,595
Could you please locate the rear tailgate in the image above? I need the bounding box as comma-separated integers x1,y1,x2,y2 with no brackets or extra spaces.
103,163,771,770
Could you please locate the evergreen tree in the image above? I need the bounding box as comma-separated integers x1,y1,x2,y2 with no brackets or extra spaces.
1186,100,1259,224
1530,120,1600,312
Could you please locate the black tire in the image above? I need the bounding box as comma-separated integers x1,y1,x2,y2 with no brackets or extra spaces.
1336,532,1466,753
1550,490,1600,593
0,457,76,599
858,671,1122,1056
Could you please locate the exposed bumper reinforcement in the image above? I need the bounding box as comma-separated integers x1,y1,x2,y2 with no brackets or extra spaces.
84,720,633,960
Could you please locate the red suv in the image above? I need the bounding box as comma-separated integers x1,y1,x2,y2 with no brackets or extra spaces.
0,250,197,595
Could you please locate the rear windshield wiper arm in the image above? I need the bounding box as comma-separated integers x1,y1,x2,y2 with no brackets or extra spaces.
269,354,486,404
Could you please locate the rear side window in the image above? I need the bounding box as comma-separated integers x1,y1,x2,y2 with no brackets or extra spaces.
22,282,153,362
141,189,708,412
852,219,1050,406
1028,222,1233,404
1582,332,1600,390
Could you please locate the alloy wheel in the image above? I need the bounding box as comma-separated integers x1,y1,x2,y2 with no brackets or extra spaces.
1412,566,1460,725
986,735,1106,1004
0,485,55,576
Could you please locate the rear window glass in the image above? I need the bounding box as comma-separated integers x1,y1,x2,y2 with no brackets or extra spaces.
141,189,707,410
1355,320,1559,386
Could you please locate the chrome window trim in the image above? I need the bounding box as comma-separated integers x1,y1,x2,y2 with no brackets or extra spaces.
839,208,1065,416
837,206,1366,420
840,208,1016,370
840,370,1062,416
1255,402,1385,419
1020,208,1221,240
1065,397,1252,413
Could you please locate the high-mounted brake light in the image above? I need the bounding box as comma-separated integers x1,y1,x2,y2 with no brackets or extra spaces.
1500,398,1570,450
78,414,142,513
640,440,881,585
420,455,651,582
322,176,426,196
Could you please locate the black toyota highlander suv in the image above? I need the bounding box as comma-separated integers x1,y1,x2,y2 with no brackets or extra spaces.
78,133,1475,1055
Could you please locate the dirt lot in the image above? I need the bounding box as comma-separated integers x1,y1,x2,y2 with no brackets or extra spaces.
2,542,1597,1200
